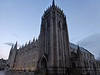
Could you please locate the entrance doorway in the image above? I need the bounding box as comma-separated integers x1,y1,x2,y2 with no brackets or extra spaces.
41,58,47,69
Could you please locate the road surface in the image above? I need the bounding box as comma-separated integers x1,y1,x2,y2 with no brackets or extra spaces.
0,71,5,75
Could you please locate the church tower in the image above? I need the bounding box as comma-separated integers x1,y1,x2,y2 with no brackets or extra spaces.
38,0,70,74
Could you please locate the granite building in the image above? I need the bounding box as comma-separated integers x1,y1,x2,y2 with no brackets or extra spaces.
7,0,100,75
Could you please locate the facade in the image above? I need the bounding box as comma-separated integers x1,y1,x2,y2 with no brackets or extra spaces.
7,0,100,75
7,39,38,71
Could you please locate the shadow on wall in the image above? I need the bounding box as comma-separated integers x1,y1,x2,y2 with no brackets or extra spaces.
5,69,46,75
5,71,34,75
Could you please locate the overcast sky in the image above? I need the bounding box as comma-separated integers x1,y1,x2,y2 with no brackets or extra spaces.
0,0,100,59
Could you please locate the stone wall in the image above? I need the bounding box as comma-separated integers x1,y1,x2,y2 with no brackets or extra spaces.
8,40,38,71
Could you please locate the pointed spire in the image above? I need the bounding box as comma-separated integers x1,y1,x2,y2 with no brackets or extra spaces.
14,41,17,49
77,45,81,56
33,37,35,43
52,0,55,6
11,45,14,50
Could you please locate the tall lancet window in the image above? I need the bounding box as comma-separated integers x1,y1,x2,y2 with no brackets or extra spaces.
45,22,48,29
58,21,61,28
46,21,49,30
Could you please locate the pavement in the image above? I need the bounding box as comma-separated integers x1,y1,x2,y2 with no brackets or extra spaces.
0,71,5,75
